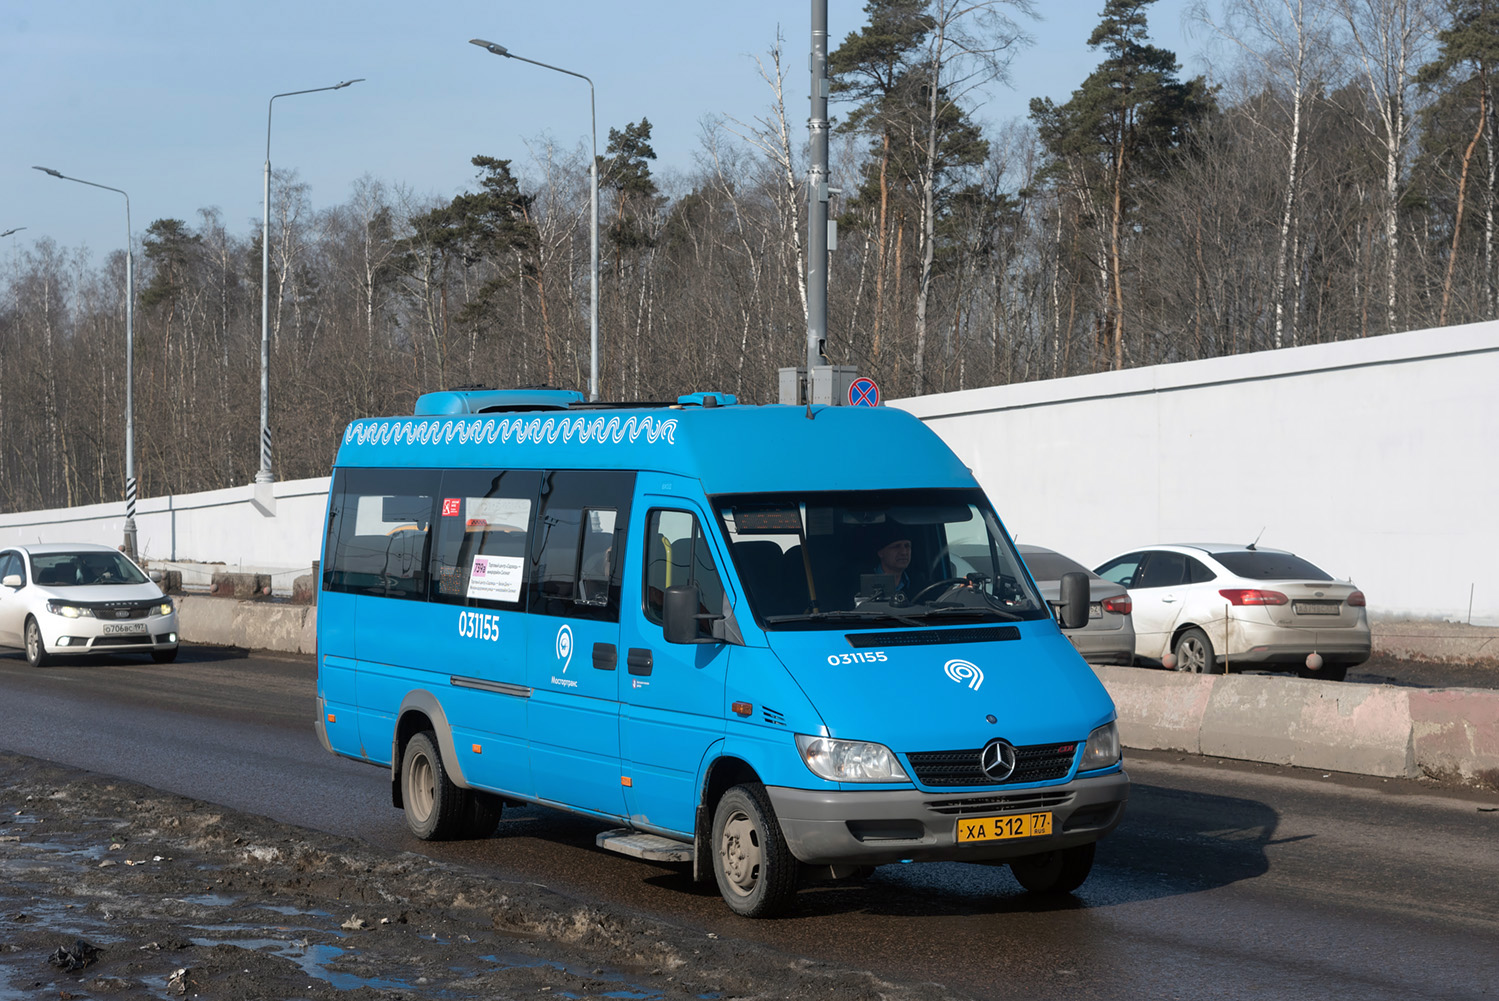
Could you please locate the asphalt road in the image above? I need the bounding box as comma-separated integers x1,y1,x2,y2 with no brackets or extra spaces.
1,646,1496,999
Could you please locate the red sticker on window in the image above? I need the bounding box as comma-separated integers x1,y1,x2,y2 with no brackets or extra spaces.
442,498,461,517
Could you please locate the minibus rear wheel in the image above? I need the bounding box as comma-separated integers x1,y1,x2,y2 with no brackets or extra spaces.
1009,842,1095,894
712,783,798,918
401,731,467,840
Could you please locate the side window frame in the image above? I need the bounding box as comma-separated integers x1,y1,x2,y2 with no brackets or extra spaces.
528,469,635,623
323,466,439,601
428,469,541,611
643,507,726,637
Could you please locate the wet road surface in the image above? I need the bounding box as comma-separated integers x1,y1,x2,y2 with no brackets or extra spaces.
0,647,1496,999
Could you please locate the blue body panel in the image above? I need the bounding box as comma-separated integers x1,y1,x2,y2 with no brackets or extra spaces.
316,399,1124,854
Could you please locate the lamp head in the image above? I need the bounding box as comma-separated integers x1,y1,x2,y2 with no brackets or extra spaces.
32,166,64,178
335,78,365,89
469,38,510,56
1,227,26,238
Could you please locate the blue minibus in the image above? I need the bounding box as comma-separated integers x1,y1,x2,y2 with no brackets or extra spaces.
315,388,1128,916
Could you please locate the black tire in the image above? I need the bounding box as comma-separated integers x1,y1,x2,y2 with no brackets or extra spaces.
151,647,179,664
1173,627,1222,675
711,783,798,918
1297,661,1348,682
400,731,468,841
1010,842,1096,894
24,617,53,668
463,790,504,839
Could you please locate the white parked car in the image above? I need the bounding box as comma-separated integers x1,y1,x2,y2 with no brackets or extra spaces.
0,543,180,666
1093,544,1369,681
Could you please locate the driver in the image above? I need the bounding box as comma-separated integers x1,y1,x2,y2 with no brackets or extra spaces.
870,525,913,601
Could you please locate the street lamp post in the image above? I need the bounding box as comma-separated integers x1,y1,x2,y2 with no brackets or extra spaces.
260,79,363,487
31,166,137,557
1,227,25,238
470,38,599,402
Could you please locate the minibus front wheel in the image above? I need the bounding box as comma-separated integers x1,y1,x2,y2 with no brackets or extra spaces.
712,784,798,918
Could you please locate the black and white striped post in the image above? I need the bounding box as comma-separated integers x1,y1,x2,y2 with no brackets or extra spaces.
32,167,136,557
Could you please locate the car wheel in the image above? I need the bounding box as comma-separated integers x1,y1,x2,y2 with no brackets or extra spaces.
400,731,468,841
151,647,179,664
24,617,53,668
1173,627,1221,675
712,783,798,918
1010,842,1096,894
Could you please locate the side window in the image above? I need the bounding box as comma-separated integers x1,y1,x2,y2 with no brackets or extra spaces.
529,470,635,622
430,470,541,609
0,552,18,583
1135,551,1187,589
1186,557,1216,584
1095,552,1144,588
324,467,438,600
644,509,726,637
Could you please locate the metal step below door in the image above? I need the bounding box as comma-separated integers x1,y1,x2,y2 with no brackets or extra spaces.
595,829,694,863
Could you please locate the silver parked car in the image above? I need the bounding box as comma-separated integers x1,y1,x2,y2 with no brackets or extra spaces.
0,543,180,666
1093,543,1369,681
1017,545,1135,665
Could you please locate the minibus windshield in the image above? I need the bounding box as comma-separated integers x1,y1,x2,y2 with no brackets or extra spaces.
715,489,1049,630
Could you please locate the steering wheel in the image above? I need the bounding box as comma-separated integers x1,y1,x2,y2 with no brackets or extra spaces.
908,577,973,605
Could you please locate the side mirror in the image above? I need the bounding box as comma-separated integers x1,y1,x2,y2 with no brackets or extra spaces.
663,583,722,645
149,569,164,583
1,574,21,589
1057,571,1090,630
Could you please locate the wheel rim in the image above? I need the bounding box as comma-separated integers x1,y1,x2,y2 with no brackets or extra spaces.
1177,636,1207,673
25,623,40,661
719,809,762,897
406,750,435,822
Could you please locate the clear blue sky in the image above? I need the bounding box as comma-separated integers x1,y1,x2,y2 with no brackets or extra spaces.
4,0,1203,264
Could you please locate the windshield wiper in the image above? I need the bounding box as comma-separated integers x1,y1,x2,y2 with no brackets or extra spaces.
764,608,925,627
901,604,1026,622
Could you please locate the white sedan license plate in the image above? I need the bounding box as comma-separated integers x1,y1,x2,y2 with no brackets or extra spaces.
956,811,1053,843
1293,602,1341,615
102,622,147,635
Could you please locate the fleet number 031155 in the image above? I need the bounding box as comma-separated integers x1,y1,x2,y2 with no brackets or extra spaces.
458,610,501,642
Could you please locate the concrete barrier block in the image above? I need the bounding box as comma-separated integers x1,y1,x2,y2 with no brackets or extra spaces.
1201,676,1416,777
1092,666,1213,753
1372,619,1499,664
232,603,307,652
177,595,240,648
298,606,318,656
1410,689,1499,786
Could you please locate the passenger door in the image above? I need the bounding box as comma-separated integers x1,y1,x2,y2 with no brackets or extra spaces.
524,470,635,818
618,494,732,838
1120,550,1191,659
0,551,25,647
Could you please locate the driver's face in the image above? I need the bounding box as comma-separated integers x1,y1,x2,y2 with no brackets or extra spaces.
877,539,911,575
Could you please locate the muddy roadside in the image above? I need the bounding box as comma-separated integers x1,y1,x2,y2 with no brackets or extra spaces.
0,753,953,1001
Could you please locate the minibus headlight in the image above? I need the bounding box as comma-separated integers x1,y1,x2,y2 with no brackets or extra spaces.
46,601,91,619
795,734,910,783
1080,721,1121,771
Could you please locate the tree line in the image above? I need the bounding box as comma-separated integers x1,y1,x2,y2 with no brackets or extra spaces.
2,0,1492,514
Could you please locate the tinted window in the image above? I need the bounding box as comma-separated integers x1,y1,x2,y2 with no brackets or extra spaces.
324,467,438,599
30,551,148,587
1186,557,1217,584
529,470,634,622
1021,550,1091,581
430,470,541,609
0,552,20,582
644,509,726,636
1134,551,1187,589
1214,551,1333,581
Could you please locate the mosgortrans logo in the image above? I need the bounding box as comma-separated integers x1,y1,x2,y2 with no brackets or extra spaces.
944,658,983,691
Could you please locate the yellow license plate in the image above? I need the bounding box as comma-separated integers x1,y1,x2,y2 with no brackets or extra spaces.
956,812,1053,843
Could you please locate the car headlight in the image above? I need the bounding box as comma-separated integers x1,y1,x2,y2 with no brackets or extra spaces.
45,601,93,619
155,600,174,616
795,734,910,783
1079,721,1121,771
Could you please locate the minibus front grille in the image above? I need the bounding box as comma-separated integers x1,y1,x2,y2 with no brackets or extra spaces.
905,743,1076,787
845,626,1020,648
923,791,1073,816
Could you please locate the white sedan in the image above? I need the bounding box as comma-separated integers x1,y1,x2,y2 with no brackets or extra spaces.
1093,543,1369,682
0,543,180,666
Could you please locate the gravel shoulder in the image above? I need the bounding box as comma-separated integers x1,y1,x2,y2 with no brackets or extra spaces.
0,753,953,1001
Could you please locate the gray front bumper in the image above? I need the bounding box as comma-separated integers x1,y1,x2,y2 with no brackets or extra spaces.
766,769,1129,866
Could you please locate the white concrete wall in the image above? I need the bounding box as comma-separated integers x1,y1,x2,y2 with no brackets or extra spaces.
0,476,331,580
896,321,1499,626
